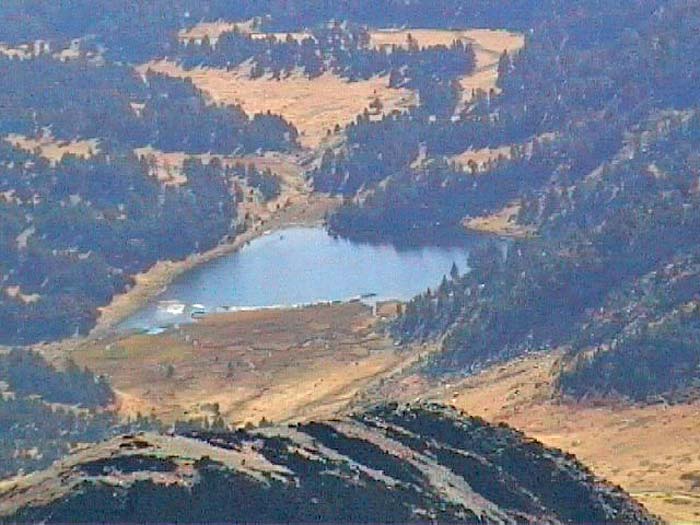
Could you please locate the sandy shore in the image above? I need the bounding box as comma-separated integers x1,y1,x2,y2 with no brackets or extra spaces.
92,193,339,335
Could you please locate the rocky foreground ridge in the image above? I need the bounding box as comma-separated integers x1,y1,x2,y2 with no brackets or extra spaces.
0,404,659,524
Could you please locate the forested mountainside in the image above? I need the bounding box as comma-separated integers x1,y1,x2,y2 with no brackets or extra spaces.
0,1,555,61
1,1,698,520
0,0,515,345
0,404,659,525
0,348,161,478
0,145,239,343
391,107,700,402
0,58,298,153
0,29,297,343
318,0,700,240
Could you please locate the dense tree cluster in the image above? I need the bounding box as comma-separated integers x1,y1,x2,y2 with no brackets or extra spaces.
392,106,700,401
558,255,700,402
177,22,475,88
0,394,117,478
0,349,161,479
0,56,299,154
324,121,618,242
228,163,282,201
0,349,113,408
317,0,700,242
0,0,553,62
304,2,700,402
0,146,236,344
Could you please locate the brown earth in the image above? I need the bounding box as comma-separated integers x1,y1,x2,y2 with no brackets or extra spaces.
71,302,423,427
137,60,416,149
4,133,99,164
463,201,534,238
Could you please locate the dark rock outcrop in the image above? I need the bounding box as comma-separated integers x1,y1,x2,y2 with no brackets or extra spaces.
0,404,659,524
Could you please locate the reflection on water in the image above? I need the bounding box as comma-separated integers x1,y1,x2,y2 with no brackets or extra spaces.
119,227,480,331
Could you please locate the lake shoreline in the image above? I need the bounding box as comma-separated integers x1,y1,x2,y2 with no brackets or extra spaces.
91,194,339,336
118,224,478,332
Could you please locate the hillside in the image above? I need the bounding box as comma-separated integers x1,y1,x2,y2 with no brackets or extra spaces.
0,404,659,524
385,353,700,523
0,0,519,345
319,0,700,242
0,57,298,345
389,106,700,403
0,348,161,479
2,1,699,523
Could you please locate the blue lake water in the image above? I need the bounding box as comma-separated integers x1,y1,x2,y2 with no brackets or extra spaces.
119,226,479,331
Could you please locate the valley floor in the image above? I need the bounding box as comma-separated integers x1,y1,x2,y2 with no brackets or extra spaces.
80,27,527,335
61,298,700,522
69,302,430,427
9,21,694,524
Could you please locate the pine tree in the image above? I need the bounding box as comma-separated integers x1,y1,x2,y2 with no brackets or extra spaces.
450,262,460,280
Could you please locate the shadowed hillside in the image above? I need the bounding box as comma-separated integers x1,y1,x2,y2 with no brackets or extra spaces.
0,404,658,524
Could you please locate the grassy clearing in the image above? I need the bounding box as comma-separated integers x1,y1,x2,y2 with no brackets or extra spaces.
141,29,523,149
131,146,314,242
463,201,534,238
138,60,416,149
454,29,525,112
455,133,555,237
451,144,513,172
368,28,494,49
4,133,99,164
71,302,412,426
133,147,306,189
450,132,556,173
368,28,524,110
133,147,191,186
0,43,31,59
